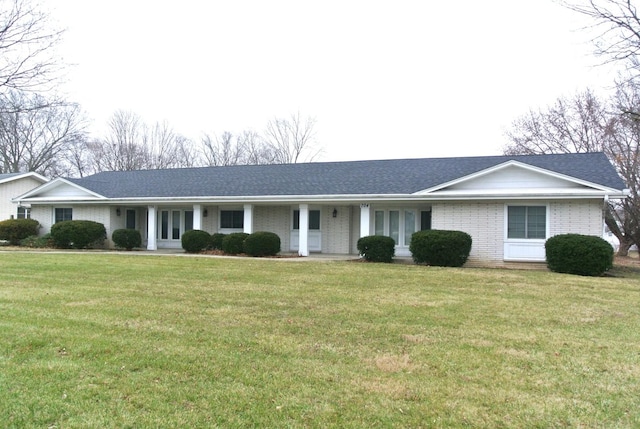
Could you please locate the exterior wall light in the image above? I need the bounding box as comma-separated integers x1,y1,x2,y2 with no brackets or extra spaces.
332,208,337,218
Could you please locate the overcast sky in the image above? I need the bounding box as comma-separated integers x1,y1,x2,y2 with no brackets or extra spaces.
50,0,619,162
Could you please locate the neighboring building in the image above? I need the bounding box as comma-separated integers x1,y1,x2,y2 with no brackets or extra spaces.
13,153,628,266
0,172,49,221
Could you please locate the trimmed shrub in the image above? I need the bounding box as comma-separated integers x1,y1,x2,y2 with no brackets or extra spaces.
545,233,613,276
20,233,53,248
0,218,40,245
357,235,396,263
112,229,142,250
244,231,281,257
222,232,249,255
181,229,211,253
50,220,106,249
209,233,226,250
410,230,472,267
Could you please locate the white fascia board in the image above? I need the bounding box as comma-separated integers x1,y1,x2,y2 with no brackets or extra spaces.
0,171,48,185
414,160,617,195
12,178,107,202
17,189,627,206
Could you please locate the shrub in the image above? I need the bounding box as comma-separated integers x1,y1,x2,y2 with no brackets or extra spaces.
50,220,106,249
209,233,226,250
181,229,211,253
20,233,53,248
410,230,472,267
357,235,396,263
545,233,614,276
112,229,142,250
222,232,249,255
244,231,281,257
0,218,40,245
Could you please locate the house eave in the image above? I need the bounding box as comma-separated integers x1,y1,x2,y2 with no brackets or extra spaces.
14,189,627,206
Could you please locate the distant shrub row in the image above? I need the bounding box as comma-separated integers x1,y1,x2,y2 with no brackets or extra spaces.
181,230,281,256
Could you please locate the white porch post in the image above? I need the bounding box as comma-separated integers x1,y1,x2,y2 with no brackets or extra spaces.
193,204,202,230
147,205,157,250
360,203,370,238
243,204,253,234
298,204,309,256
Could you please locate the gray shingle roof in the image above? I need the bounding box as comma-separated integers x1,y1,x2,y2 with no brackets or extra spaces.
66,152,626,199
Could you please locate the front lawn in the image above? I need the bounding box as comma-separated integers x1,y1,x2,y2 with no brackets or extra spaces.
1,253,639,428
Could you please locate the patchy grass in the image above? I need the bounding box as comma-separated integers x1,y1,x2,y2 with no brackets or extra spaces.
1,253,639,428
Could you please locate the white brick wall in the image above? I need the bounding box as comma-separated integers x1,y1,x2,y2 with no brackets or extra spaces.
549,200,603,237
432,201,504,263
322,205,351,254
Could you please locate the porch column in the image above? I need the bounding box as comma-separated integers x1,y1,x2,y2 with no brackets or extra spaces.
298,204,309,256
147,205,157,250
243,204,253,234
360,203,370,237
193,204,202,230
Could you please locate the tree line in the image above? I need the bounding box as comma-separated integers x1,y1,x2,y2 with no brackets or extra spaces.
0,0,319,178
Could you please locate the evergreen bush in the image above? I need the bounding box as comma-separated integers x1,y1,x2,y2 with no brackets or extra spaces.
244,231,281,256
181,229,211,253
50,220,106,249
222,232,249,255
0,218,40,245
545,233,613,276
410,230,472,267
112,229,142,250
209,233,226,250
357,235,396,263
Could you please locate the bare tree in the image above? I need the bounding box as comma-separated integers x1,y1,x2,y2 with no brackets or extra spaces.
504,86,639,256
0,90,86,176
0,0,64,97
200,131,245,166
86,110,198,171
264,112,320,164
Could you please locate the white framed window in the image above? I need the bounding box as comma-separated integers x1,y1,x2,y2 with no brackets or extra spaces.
17,207,30,219
373,209,429,247
507,206,547,239
220,210,244,229
54,208,73,223
292,210,320,230
158,209,194,240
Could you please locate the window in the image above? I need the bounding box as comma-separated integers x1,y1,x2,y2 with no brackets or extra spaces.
507,206,546,239
54,208,72,223
125,209,136,229
420,211,432,231
17,207,30,219
184,211,194,232
373,209,419,246
221,210,244,229
293,210,320,230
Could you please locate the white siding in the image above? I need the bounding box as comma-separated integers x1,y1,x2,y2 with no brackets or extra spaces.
0,177,43,220
444,165,584,191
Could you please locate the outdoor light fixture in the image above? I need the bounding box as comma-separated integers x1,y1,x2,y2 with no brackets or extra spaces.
203,209,208,217
332,208,337,218
116,208,121,216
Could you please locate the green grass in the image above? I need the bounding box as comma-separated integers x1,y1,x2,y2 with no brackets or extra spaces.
1,253,639,428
